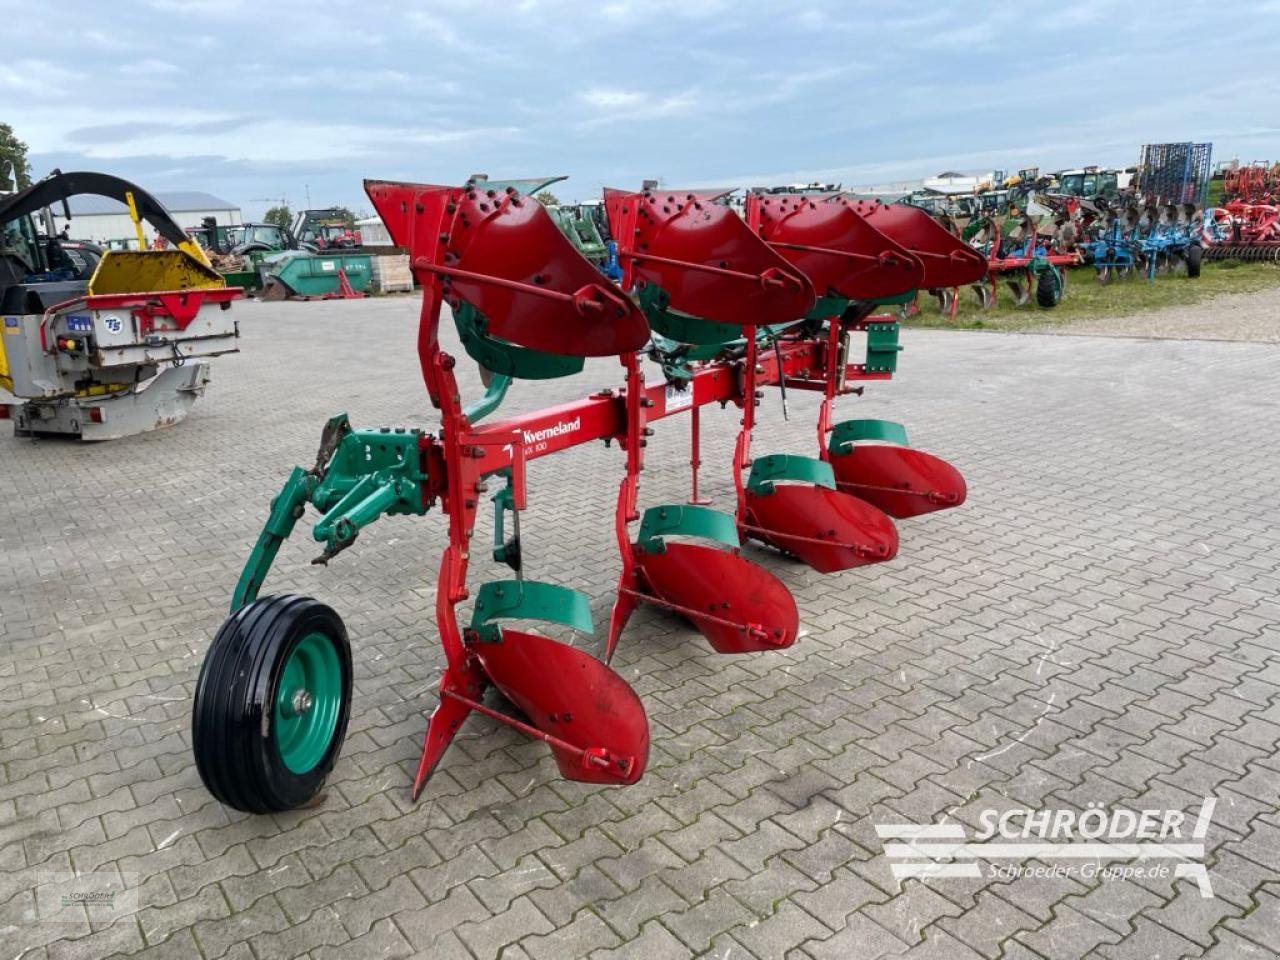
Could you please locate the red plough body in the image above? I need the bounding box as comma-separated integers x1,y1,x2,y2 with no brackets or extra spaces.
354,180,983,798
747,192,925,300
853,200,989,290
604,188,815,323
828,428,968,519
632,542,799,654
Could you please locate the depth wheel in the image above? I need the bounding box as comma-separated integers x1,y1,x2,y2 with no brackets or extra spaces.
1186,243,1202,278
193,595,352,813
1035,269,1063,308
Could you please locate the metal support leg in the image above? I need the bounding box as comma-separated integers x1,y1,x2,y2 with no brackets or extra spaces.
230,466,315,612
687,406,712,505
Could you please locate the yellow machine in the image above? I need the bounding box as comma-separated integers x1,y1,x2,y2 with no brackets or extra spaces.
0,170,240,439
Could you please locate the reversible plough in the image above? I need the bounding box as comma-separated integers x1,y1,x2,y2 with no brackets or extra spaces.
192,179,986,813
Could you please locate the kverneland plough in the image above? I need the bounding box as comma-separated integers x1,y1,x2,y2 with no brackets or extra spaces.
192,178,985,813
955,211,1079,313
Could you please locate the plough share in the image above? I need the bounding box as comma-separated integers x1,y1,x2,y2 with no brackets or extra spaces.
192,179,986,812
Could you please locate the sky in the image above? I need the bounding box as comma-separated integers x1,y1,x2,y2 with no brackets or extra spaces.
4,0,1280,220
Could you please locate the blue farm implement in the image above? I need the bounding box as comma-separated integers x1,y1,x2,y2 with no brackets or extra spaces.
1136,206,1203,279
1086,214,1144,283
190,178,985,812
1086,202,1204,281
1137,142,1212,207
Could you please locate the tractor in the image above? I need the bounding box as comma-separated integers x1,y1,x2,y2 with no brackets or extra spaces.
291,208,362,250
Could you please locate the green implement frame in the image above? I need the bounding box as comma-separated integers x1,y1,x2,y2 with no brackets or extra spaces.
231,414,431,611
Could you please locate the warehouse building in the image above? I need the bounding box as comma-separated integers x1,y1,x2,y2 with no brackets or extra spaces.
51,191,242,247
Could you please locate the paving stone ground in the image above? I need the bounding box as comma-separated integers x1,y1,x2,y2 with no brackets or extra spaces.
2,296,1278,960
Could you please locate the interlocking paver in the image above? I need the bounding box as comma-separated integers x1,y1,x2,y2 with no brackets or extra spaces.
4,303,1280,959
800,912,910,959
589,919,689,959
664,887,756,953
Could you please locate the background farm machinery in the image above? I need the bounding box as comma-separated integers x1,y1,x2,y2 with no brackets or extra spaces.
1082,201,1203,281
191,178,986,813
1201,165,1280,262
1202,203,1280,262
1,171,240,439
959,210,1078,310
292,208,362,250
910,175,1205,316
188,212,374,297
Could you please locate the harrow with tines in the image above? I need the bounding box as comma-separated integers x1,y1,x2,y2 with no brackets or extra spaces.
191,178,986,813
1202,202,1280,262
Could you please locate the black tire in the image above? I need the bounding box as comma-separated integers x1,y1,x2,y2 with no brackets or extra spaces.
1186,244,1202,278
193,595,352,813
1035,269,1063,308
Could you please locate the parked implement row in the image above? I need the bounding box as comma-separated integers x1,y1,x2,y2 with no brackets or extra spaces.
191,178,987,812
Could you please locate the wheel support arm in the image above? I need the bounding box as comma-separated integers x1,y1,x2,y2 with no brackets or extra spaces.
231,466,316,613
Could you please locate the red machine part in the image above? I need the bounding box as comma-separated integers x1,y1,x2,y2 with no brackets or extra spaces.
1217,203,1280,243
321,269,365,300
466,630,649,783
1223,163,1279,204
367,180,649,357
358,177,969,799
742,483,898,573
830,444,968,519
853,201,988,289
745,193,926,300
627,542,799,654
604,188,816,324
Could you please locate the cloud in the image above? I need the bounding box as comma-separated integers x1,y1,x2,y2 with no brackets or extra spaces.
0,59,86,94
65,117,258,145
132,59,182,76
577,87,701,125
580,88,648,109
6,0,1278,214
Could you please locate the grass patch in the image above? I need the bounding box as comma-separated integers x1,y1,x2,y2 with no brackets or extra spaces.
902,261,1280,331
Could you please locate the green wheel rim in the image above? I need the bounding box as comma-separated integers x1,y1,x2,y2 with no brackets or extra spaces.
273,631,343,774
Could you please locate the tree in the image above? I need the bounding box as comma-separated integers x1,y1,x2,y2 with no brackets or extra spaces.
0,123,33,190
534,190,561,206
329,206,359,227
264,205,292,228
